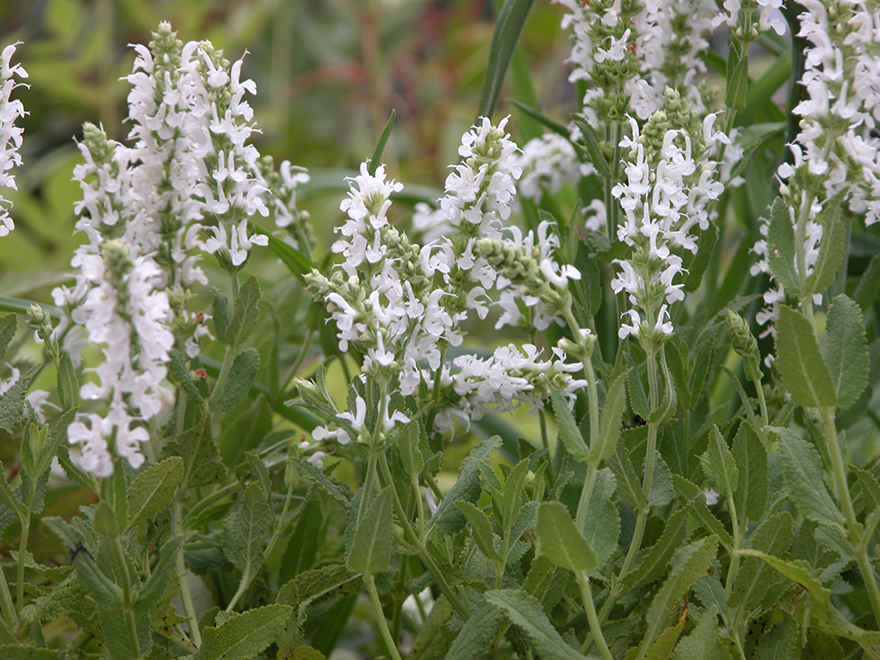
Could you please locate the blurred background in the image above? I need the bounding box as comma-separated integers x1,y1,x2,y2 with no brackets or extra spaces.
0,0,572,285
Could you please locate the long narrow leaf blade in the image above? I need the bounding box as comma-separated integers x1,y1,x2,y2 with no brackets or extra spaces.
478,0,536,119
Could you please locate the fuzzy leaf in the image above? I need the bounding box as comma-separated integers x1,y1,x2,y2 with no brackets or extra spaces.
0,646,64,660
825,294,869,411
217,348,260,411
625,505,692,589
775,305,836,408
753,611,798,660
126,457,183,531
168,349,203,403
535,501,596,573
581,468,620,568
229,276,261,346
806,194,848,296
672,476,735,550
0,315,16,362
457,501,502,561
729,511,793,619
778,430,845,527
225,483,274,581
289,457,352,506
484,589,589,660
732,421,768,523
445,600,505,660
500,458,530,534
701,426,739,500
590,370,628,463
552,391,589,462
56,351,79,409
725,40,749,109
193,604,293,660
162,423,226,490
212,289,230,345
347,486,394,575
430,436,501,534
766,198,800,297
670,607,733,660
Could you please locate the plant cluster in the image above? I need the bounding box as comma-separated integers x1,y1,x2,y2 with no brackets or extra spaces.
1,1,880,659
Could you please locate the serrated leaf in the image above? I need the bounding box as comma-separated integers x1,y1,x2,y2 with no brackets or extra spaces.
397,421,425,476
457,501,502,561
775,305,836,408
168,349,203,403
552,391,589,462
625,505,692,589
581,468,620,568
535,501,596,572
644,609,686,660
347,486,394,575
670,607,733,660
732,422,768,523
0,314,16,362
608,444,647,510
672,476,735,550
642,537,719,652
56,350,79,409
825,294,869,411
702,426,739,500
229,276,261,346
766,198,800,297
484,589,589,660
217,348,260,411
753,610,798,660
806,194,848,296
445,599,505,660
430,436,501,535
778,429,845,527
193,604,293,660
212,289,230,345
126,457,183,531
501,458,530,534
0,367,32,433
288,457,352,506
730,511,794,619
572,115,611,179
162,423,226,490
590,370,628,463
368,110,395,176
0,645,64,660
225,483,274,581
136,536,186,612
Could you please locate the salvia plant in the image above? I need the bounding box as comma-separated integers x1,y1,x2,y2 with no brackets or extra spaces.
2,1,880,658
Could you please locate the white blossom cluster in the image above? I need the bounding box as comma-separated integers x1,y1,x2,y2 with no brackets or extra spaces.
515,132,584,204
713,0,787,38
0,44,27,237
752,0,880,333
611,94,729,343
305,119,586,447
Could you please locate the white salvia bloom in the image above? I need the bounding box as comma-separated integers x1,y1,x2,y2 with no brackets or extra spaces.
68,242,174,476
0,43,27,237
704,488,720,506
515,132,582,203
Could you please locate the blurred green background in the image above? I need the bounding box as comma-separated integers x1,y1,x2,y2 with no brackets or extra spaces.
0,0,571,288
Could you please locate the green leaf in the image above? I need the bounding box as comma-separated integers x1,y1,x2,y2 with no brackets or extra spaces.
508,99,572,140
753,611,798,660
825,294,869,411
725,40,749,110
608,444,647,510
225,483,274,582
456,501,502,561
0,314,16,362
167,349,203,403
347,486,394,575
572,115,611,179
670,607,733,660
484,589,589,660
126,457,183,531
430,436,502,534
581,468,620,568
162,423,226,490
775,305,837,408
778,429,845,527
0,367,32,433
701,426,739,500
642,537,719,653
766,198,801,297
445,599,505,660
478,0,535,119
672,476,734,550
230,276,261,346
729,511,794,619
729,123,785,180
590,370,628,463
56,351,79,409
644,612,687,660
193,604,293,660
212,289,231,345
217,348,261,411
853,254,880,311
732,422,768,523
625,505,693,589
500,458,530,534
288,457,352,506
806,193,848,296
136,536,187,612
397,421,425,476
250,222,315,283
535,501,596,572
551,391,589,462
368,110,395,176
0,646,64,660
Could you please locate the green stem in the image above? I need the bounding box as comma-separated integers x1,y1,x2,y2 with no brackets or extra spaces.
110,536,141,658
365,573,404,660
15,509,31,612
417,547,469,620
0,553,17,629
820,406,880,627
576,571,613,660
173,500,202,645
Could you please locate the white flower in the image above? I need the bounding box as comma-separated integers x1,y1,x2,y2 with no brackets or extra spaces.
704,487,720,506
0,43,27,237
